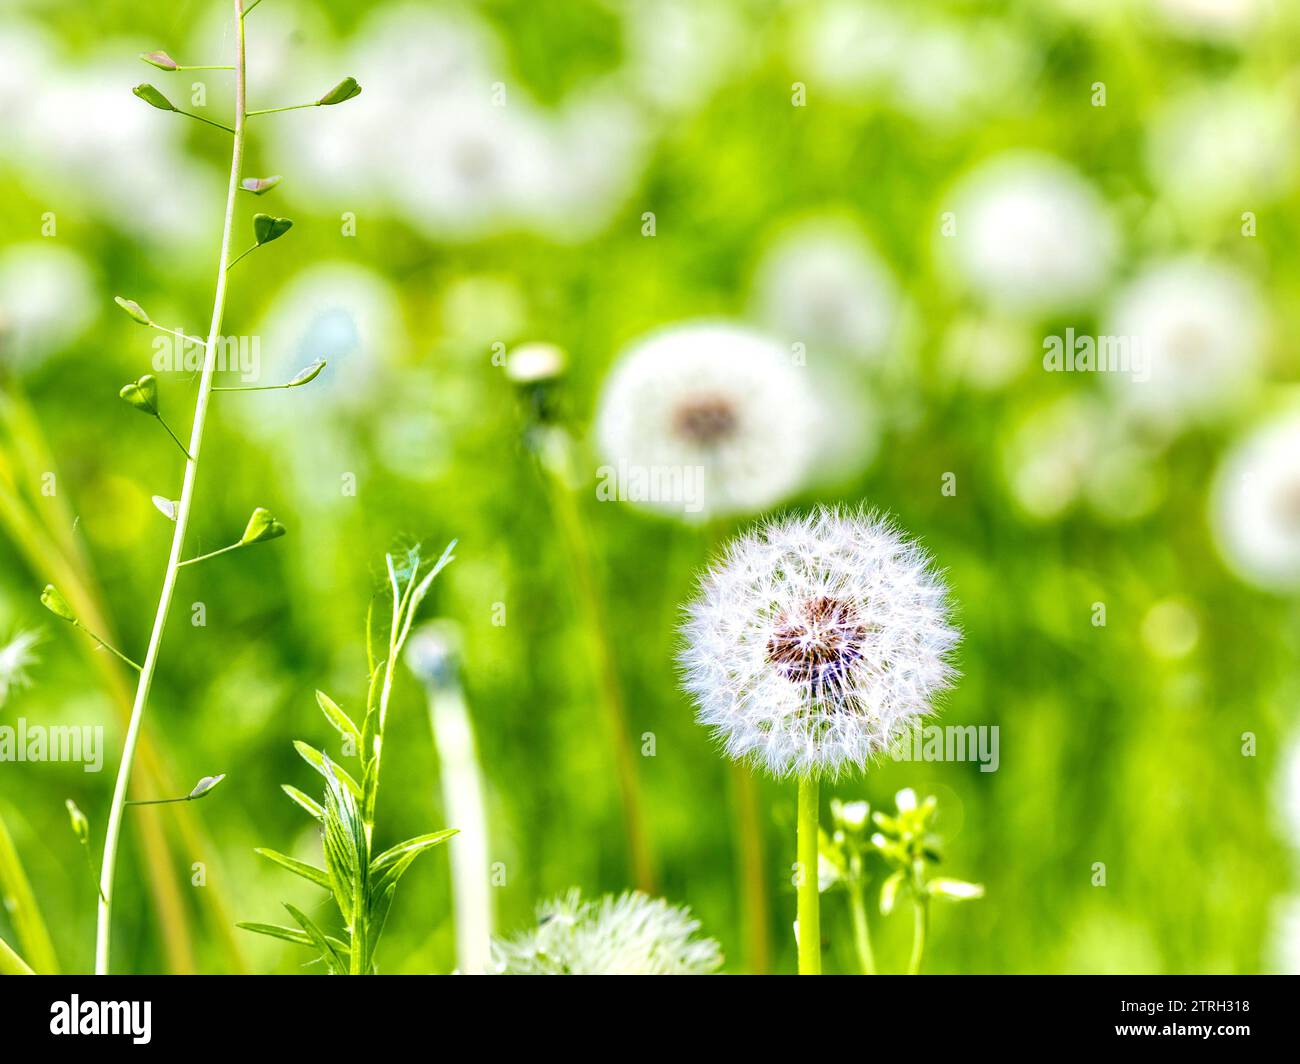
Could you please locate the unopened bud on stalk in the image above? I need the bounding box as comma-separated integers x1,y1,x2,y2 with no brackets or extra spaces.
132,83,176,111
114,296,153,326
317,77,361,105
240,175,282,196
139,50,179,71
40,584,76,622
65,799,90,844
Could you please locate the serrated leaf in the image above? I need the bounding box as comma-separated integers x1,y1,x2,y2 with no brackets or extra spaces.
316,690,360,744
281,783,323,821
254,847,331,891
253,213,293,246
293,741,362,799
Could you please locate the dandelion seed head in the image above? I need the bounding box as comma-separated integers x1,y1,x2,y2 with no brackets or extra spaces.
492,889,723,975
680,507,959,778
595,322,819,521
1211,413,1300,591
0,629,40,709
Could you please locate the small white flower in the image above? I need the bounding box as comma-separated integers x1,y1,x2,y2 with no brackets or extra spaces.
595,322,819,521
751,218,899,362
679,508,959,778
492,889,723,975
943,151,1117,315
0,629,40,709
1104,258,1266,428
1211,413,1300,591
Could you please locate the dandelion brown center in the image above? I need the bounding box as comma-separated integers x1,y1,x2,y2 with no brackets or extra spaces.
672,395,739,446
766,595,869,695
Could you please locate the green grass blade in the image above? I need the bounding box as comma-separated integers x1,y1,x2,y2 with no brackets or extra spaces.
0,805,59,974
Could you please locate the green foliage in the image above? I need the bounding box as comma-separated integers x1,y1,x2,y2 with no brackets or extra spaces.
241,544,458,973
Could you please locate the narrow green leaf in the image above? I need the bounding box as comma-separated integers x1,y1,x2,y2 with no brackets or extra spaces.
293,741,362,799
281,784,323,821
236,922,311,947
316,690,360,745
253,847,331,891
370,830,457,876
283,903,347,974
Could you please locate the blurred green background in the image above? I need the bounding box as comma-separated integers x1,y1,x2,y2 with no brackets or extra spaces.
2,0,1299,974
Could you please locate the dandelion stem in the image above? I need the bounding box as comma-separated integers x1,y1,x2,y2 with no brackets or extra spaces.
94,0,248,975
541,444,654,893
730,762,771,974
847,874,876,975
908,894,929,975
796,775,821,975
70,620,142,672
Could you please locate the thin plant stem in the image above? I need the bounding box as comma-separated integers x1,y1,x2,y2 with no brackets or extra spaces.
177,65,234,71
729,761,770,974
94,0,248,975
226,243,256,270
177,109,234,133
542,450,654,893
155,414,195,461
247,102,316,116
147,323,205,347
70,619,142,671
796,775,821,975
908,894,929,975
847,874,876,975
425,677,493,974
176,541,243,568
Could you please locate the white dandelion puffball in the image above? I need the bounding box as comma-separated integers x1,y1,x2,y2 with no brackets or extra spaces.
0,243,97,369
0,629,40,709
943,152,1117,316
680,508,959,778
751,218,899,362
595,322,819,521
1211,414,1300,591
1105,258,1265,427
492,890,723,975
1147,84,1296,212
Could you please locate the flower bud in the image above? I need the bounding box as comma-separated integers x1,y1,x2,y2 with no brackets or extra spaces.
139,50,179,71
114,296,153,326
240,175,282,196
287,359,326,386
65,799,90,844
188,774,226,799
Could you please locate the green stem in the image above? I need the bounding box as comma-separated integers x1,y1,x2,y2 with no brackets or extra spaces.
155,414,195,461
247,102,317,117
226,243,256,270
542,442,654,893
94,0,248,975
176,541,243,568
71,620,142,672
0,808,59,974
908,894,929,975
847,874,876,975
177,65,234,71
177,109,235,134
796,775,821,975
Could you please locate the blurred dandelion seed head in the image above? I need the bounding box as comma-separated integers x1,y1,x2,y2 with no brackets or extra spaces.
1213,413,1300,590
0,629,40,709
595,322,819,521
492,889,723,975
680,507,959,778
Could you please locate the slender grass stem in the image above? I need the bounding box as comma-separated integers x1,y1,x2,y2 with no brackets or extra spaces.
542,448,654,893
0,808,59,974
796,775,821,975
847,875,876,975
94,0,248,975
0,933,34,975
908,894,929,975
729,761,770,974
